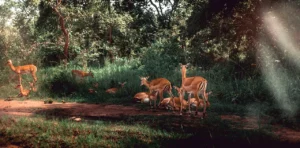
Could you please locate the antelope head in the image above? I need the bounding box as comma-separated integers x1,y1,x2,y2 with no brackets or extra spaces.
89,71,94,78
139,76,149,86
6,60,12,65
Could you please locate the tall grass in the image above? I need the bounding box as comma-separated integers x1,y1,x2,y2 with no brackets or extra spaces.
1,57,299,120
25,58,145,103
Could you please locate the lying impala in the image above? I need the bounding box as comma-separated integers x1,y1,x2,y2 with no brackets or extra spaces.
15,84,31,99
160,97,209,111
189,96,211,109
160,86,211,112
105,82,127,94
158,86,182,111
133,91,158,105
180,63,209,117
6,60,37,85
71,70,94,82
140,76,173,108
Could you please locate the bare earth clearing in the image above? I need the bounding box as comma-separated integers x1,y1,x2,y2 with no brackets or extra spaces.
0,99,299,144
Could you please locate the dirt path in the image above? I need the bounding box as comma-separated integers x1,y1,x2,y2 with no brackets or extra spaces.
0,99,176,117
0,99,299,144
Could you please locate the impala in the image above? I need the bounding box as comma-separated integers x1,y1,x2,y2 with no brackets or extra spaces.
29,82,37,92
180,63,209,117
186,91,212,110
161,86,211,112
159,97,188,111
105,82,126,94
88,88,97,94
71,70,94,82
160,97,211,111
93,82,99,88
140,76,173,108
167,86,189,111
133,91,157,105
6,60,37,85
15,84,30,99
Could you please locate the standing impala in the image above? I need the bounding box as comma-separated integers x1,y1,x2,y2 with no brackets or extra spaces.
180,63,209,117
6,60,37,85
71,70,94,82
140,76,173,108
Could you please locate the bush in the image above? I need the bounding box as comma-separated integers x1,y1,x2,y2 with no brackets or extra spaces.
140,39,185,78
38,47,64,67
46,71,78,97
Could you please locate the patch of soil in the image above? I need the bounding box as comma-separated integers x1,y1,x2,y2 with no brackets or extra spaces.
0,99,299,144
0,99,177,118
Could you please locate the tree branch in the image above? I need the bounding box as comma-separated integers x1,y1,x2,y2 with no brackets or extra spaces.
149,0,161,16
168,0,179,27
167,0,173,6
158,1,163,17
52,0,69,61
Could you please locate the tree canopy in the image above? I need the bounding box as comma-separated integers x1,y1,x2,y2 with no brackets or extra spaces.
1,0,300,76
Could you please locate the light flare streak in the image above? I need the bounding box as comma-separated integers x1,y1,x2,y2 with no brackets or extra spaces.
257,11,299,116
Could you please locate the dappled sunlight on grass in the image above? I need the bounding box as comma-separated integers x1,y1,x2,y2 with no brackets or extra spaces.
1,113,298,148
0,115,187,148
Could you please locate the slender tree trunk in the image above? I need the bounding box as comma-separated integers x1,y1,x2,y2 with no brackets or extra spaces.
53,0,69,65
109,24,112,44
107,0,114,63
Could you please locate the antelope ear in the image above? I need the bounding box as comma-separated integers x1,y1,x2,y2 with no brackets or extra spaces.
179,63,182,66
145,76,149,79
207,91,212,95
186,63,191,67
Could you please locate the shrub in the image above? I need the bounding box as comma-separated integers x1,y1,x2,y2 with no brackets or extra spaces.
47,71,78,97
140,39,185,78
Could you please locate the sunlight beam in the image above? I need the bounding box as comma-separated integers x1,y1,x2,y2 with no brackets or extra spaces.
264,11,300,68
258,10,300,116
258,42,296,116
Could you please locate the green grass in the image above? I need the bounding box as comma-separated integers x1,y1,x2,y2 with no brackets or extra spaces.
1,114,295,148
1,57,299,133
1,57,299,107
0,115,188,148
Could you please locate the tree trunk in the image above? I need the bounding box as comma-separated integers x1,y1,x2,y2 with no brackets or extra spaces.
53,0,69,65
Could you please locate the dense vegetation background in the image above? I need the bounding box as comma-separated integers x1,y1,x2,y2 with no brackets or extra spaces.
1,0,300,120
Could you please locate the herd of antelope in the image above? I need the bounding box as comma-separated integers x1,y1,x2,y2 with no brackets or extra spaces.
6,60,211,117
135,64,211,117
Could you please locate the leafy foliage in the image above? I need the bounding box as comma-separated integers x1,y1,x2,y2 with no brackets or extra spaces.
141,37,185,78
0,0,300,119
